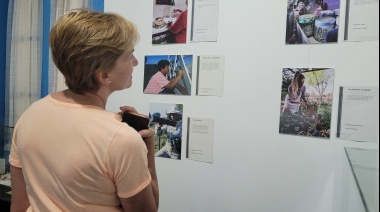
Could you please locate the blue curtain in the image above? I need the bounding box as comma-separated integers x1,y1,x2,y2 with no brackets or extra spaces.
0,0,10,124
41,0,51,98
1,0,105,114
0,0,10,159
1,0,104,166
92,0,104,12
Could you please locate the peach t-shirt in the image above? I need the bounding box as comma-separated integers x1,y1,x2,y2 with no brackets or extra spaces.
9,95,151,211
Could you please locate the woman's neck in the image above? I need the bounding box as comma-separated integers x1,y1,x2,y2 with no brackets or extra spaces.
63,89,107,109
92,92,106,109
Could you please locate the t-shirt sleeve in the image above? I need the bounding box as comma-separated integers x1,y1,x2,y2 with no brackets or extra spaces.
144,72,170,94
106,125,151,198
155,73,170,89
9,125,21,168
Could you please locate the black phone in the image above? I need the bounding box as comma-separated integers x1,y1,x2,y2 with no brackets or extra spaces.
156,0,175,5
122,112,150,132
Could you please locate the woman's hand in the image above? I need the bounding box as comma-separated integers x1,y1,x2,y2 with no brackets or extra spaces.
119,106,155,147
172,9,183,13
290,100,301,104
119,106,137,113
139,128,155,138
118,106,138,117
140,128,155,150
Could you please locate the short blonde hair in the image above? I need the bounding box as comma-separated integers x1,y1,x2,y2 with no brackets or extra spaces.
50,9,139,94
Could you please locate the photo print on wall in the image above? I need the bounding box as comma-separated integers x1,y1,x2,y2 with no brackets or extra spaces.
152,0,188,44
280,68,335,138
286,0,341,44
149,102,184,160
143,55,193,96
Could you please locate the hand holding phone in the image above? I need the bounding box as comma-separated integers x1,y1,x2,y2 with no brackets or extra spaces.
122,111,150,132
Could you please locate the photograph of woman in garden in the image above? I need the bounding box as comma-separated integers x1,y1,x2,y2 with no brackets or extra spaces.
280,68,335,138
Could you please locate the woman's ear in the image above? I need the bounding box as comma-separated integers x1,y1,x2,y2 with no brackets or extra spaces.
96,70,111,86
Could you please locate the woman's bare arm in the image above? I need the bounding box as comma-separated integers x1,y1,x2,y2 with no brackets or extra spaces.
10,165,30,212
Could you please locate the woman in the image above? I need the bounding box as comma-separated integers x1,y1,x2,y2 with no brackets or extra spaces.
9,9,158,211
167,0,188,43
283,71,308,114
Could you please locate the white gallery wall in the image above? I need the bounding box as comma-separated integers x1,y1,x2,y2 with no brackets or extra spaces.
105,0,379,212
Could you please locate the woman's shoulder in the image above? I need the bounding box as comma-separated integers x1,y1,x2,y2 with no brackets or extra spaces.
110,123,146,150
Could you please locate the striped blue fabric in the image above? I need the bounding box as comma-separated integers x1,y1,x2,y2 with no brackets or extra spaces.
0,0,10,159
3,0,105,115
41,0,51,98
92,0,104,12
0,0,10,127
